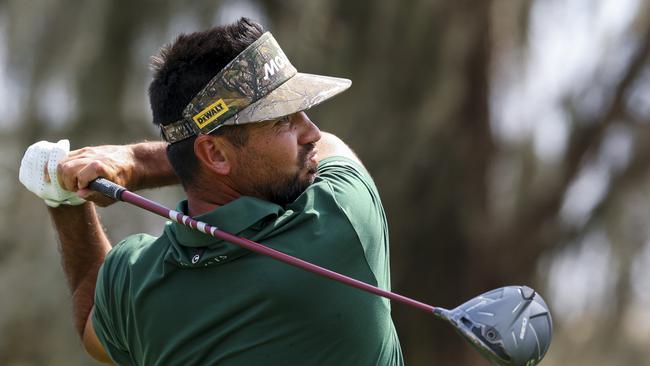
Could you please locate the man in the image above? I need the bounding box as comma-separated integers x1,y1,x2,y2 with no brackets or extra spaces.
20,18,403,365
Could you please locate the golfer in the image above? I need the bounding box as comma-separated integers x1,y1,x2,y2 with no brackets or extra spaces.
20,18,404,365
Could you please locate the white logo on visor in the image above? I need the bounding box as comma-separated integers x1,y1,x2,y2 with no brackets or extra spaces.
263,55,288,81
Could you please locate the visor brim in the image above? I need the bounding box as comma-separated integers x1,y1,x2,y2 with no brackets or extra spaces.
223,72,351,125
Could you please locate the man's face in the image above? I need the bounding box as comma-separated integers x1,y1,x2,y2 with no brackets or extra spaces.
230,111,321,206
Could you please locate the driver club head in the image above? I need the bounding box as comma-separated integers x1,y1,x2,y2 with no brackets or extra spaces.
434,286,552,366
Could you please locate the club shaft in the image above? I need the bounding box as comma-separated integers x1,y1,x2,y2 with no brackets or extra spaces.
91,178,436,314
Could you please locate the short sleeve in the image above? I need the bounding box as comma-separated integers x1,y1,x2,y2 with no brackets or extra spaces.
92,235,152,365
316,157,381,211
316,157,391,290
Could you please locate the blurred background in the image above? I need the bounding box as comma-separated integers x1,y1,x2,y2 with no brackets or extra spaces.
1,0,649,365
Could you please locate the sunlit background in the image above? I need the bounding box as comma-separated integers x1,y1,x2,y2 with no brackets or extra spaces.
1,0,649,365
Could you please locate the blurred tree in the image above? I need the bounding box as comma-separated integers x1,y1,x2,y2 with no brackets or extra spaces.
263,0,650,364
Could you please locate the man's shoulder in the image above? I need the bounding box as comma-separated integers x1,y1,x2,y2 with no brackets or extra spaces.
112,232,158,255
102,232,161,273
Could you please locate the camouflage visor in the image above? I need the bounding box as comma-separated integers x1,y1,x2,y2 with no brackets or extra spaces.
161,32,352,143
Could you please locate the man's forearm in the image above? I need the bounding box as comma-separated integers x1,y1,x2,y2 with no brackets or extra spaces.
129,141,178,191
48,203,112,337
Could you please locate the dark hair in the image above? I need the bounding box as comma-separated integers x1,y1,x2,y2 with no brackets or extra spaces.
148,17,264,186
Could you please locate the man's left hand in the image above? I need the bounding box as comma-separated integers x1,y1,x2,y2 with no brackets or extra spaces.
19,139,87,207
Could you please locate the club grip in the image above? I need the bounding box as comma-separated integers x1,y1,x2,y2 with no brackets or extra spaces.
89,178,126,201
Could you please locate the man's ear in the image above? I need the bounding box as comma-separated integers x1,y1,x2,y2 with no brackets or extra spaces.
194,135,231,175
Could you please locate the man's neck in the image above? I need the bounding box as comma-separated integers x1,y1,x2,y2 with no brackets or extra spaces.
185,180,242,217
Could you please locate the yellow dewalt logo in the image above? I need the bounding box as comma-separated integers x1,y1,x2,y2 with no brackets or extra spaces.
192,99,229,129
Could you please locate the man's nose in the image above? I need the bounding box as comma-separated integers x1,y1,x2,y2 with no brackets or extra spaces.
297,112,321,145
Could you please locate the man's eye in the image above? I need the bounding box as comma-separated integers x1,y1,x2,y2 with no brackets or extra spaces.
273,116,291,127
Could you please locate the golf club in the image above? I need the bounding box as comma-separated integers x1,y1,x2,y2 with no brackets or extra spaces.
89,177,553,366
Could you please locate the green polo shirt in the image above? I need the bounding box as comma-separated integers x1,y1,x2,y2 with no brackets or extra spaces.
93,156,404,365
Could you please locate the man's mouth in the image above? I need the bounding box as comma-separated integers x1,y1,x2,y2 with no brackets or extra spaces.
304,151,318,179
308,150,318,164
299,144,318,177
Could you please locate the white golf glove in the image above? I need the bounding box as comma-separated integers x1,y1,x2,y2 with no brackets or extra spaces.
19,139,86,207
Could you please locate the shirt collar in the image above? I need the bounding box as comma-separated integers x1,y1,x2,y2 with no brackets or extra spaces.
168,196,285,248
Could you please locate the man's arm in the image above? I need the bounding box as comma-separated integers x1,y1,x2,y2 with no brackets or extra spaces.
121,141,178,190
50,141,176,362
48,203,113,363
315,132,363,166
